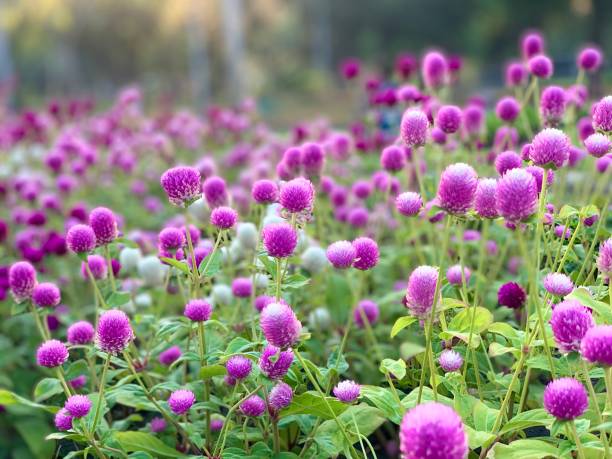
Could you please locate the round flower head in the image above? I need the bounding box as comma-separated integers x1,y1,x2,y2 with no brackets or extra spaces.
252,179,279,204
254,295,278,313
435,105,462,134
396,192,423,217
584,133,611,158
437,163,478,215
528,54,553,79
462,104,484,137
240,395,266,417
301,246,328,274
210,418,223,432
539,86,567,126
226,355,252,380
522,32,544,59
525,165,554,194
96,309,134,354
446,265,471,286
279,178,315,213
439,349,463,372
231,277,252,298
495,168,537,221
543,377,588,420
430,127,447,145
160,166,201,207
168,389,195,415
475,178,498,219
259,344,294,379
262,223,298,258
404,266,439,319
67,321,95,345
352,237,379,271
577,47,602,72
210,206,238,230
184,299,212,322
32,282,61,308
400,402,468,459
596,155,611,173
530,128,570,168
8,261,37,302
421,51,448,89
54,408,73,431
158,227,185,252
597,238,612,277
550,299,594,353
495,150,522,176
150,417,167,433
268,381,293,412
159,346,182,366
36,339,68,368
64,395,92,418
66,224,96,253
593,96,612,132
333,380,360,403
69,375,87,390
353,299,379,328
82,254,108,280
495,97,520,123
543,273,574,297
400,109,429,147
498,282,526,309
260,302,302,349
301,142,325,178
89,207,118,245
202,176,228,208
505,61,527,87
348,207,368,228
581,325,612,366
380,145,406,172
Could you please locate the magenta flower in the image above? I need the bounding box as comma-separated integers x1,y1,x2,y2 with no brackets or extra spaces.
160,166,201,207
584,133,611,158
543,273,574,296
36,339,69,368
82,255,108,280
505,61,527,87
66,224,96,253
550,299,594,353
353,299,379,328
421,51,448,89
437,163,478,215
400,109,429,147
301,142,325,178
32,282,61,308
70,375,87,390
158,346,182,366
64,395,92,418
474,178,498,219
438,349,463,372
522,32,544,59
184,299,213,322
380,145,406,172
396,192,423,217
577,47,602,72
150,417,167,433
580,325,612,366
168,389,195,415
158,227,185,252
260,302,302,349
495,97,520,123
528,54,553,79
446,265,471,286
530,128,570,168
279,178,315,213
352,237,379,271
435,105,462,134
67,321,95,345
240,395,266,417
543,378,588,420
326,241,356,269
593,96,612,132
54,408,73,431
268,381,293,413
251,179,279,204
495,151,522,176
540,86,567,126
210,206,238,230
497,282,526,309
259,344,294,379
597,238,612,277
231,277,253,298
404,265,439,319
89,207,118,245
495,168,538,221
96,309,134,354
262,223,298,258
333,380,361,403
202,176,228,208
340,57,360,79
226,355,252,380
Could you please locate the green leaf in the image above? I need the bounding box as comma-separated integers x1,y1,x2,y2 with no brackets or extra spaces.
488,322,522,344
283,273,310,290
14,418,56,459
160,257,190,275
464,425,496,450
491,439,560,458
488,342,520,358
10,300,28,316
199,364,227,379
106,291,132,307
360,385,404,424
0,389,59,413
448,306,493,334
439,330,481,348
280,391,348,419
559,205,579,220
566,288,612,324
473,400,499,432
106,384,157,411
498,409,553,436
390,316,417,338
113,432,186,458
224,337,255,355
199,250,222,277
399,342,426,360
379,358,406,380
33,378,63,402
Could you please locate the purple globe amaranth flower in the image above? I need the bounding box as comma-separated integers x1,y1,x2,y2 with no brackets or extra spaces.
240,395,266,417
210,206,238,230
67,321,95,345
543,377,588,420
497,282,526,309
437,163,478,215
550,299,594,353
421,51,448,89
522,32,544,59
528,54,553,79
37,339,69,368
347,207,369,228
66,224,96,253
252,179,279,204
268,381,293,413
70,375,87,390
530,128,570,168
340,57,360,79
54,408,73,431
96,309,134,354
400,109,429,147
333,380,361,403
475,178,498,219
595,154,611,173
159,346,182,366
260,302,302,349
184,299,213,322
32,282,61,308
435,105,462,134
446,265,471,286
462,104,485,137
150,417,167,433
400,402,468,459
89,207,118,245
495,97,520,123
259,344,294,379
554,225,571,239
540,86,567,126
160,166,201,207
210,418,224,432
543,273,574,296
262,223,298,258
254,295,278,313
505,61,527,87
592,96,612,133
231,277,253,298
581,325,612,366
597,238,612,277
495,150,522,176
158,227,185,252
495,168,538,221
584,133,611,158
430,127,447,145
279,178,315,213
439,349,463,372
168,389,195,415
396,192,423,217
525,165,554,194
82,255,108,280
226,355,252,380
202,176,228,208
380,145,406,172
301,142,325,178
64,395,91,418
578,47,602,72
354,299,380,328
404,265,440,319
352,237,379,271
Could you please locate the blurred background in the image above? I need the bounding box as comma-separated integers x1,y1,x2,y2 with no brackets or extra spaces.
0,0,611,126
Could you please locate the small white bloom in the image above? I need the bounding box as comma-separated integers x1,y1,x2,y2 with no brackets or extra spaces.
212,284,232,305
138,255,167,286
119,247,142,272
236,223,258,250
308,307,331,330
301,246,328,274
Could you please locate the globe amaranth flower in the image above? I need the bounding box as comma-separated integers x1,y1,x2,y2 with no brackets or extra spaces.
522,32,544,59
268,381,293,413
168,389,195,415
184,299,213,322
301,142,325,178
347,207,368,228
158,227,185,253
404,265,440,319
530,128,570,168
54,408,73,431
70,375,87,390
160,166,201,207
438,349,463,372
400,109,429,147
37,339,69,367
437,163,478,214
435,105,462,134
96,309,134,354
528,54,553,79
260,302,302,349
210,418,224,432
474,178,498,219
67,321,95,345
380,145,406,172
495,97,520,123
353,299,379,328
210,206,238,230
505,61,527,87
597,238,612,277
231,277,252,298
150,417,167,433
64,395,92,418
595,155,611,173
446,265,471,286
202,176,228,208
578,47,602,72
543,272,574,297
550,299,594,353
226,355,252,380
497,282,526,309
66,224,96,253
580,325,612,366
352,237,379,270
32,282,61,308
593,96,612,132
259,344,294,379
584,133,611,158
396,192,423,217
495,150,522,176
240,395,266,417
543,377,588,420
301,246,328,274
495,168,538,221
400,402,468,459
524,165,554,194
262,223,298,258
159,346,182,366
81,254,108,280
279,178,315,213
326,240,355,269
333,380,361,403
89,207,118,245
421,51,448,89
252,179,279,204
540,86,567,126
430,127,447,145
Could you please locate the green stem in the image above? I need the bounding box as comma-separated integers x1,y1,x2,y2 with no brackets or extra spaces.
104,245,116,293
56,367,73,398
91,353,110,434
569,421,587,459
275,257,282,301
580,360,610,457
198,322,212,451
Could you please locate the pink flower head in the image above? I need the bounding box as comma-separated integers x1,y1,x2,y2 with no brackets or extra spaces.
435,105,462,134
210,206,238,230
37,339,68,368
438,349,463,372
259,344,294,379
421,51,448,89
597,238,612,277
82,254,108,280
260,302,302,349
437,163,478,215
446,264,471,286
66,224,96,253
9,261,38,302
184,299,213,322
580,325,612,366
231,277,253,298
540,86,567,126
340,57,360,80
32,282,61,308
202,176,228,208
400,109,429,147
475,178,498,219
353,299,379,328
584,133,611,158
495,150,522,176
301,142,325,178
252,179,279,204
326,240,355,269
505,61,527,87
226,355,252,380
89,207,118,245
577,47,602,72
67,321,95,345
262,223,298,258
404,265,440,319
54,408,73,431
495,168,537,221
543,378,588,420
593,96,612,132
333,380,361,403
530,128,570,168
268,381,293,412
159,346,182,366
279,178,315,213
96,309,134,354
543,272,574,297
158,227,185,253
550,299,594,353
160,166,201,207
528,54,553,79
495,97,520,123
380,145,406,172
240,395,266,417
521,32,545,59
498,282,526,309
64,395,91,418
352,237,379,271
168,389,195,415
396,192,423,217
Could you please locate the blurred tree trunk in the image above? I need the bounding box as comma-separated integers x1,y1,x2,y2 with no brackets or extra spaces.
221,0,245,103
